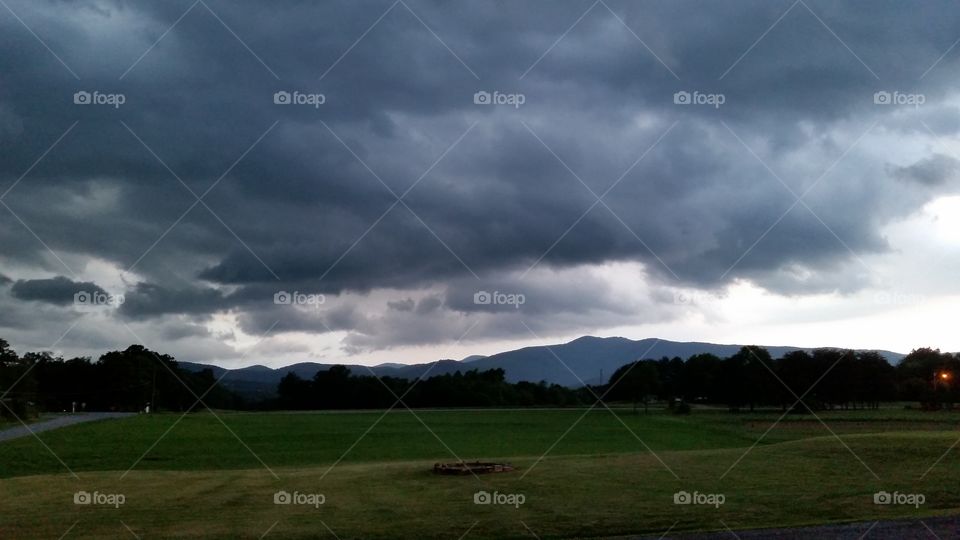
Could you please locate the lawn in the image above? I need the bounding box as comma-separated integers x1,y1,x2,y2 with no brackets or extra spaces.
1,408,960,538
0,408,767,478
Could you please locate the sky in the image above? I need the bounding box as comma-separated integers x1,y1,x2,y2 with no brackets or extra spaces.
1,0,960,368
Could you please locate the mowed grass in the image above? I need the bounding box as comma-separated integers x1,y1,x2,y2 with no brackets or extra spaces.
3,408,960,538
0,409,768,478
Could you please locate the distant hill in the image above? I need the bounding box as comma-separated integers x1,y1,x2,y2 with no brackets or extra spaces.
179,336,905,399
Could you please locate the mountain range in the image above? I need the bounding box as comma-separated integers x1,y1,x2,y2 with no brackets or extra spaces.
178,336,906,400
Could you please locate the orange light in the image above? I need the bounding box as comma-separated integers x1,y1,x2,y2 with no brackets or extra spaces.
941,372,951,380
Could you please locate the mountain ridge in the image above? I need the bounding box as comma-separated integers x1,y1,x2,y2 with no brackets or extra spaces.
178,336,906,399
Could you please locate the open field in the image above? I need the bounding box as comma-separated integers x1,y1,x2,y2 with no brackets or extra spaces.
0,408,771,478
2,408,960,538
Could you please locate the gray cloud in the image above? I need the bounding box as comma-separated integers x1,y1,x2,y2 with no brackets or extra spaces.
891,154,960,187
118,282,228,319
2,0,960,359
387,298,415,312
415,295,443,315
158,321,213,341
10,276,106,305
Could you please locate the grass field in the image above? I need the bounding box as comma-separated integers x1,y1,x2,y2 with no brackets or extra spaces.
2,407,960,538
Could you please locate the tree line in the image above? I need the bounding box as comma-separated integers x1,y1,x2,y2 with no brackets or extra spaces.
0,339,240,419
604,346,960,412
274,366,585,409
2,336,960,417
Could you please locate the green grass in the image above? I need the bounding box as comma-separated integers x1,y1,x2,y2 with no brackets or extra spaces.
2,408,960,538
0,409,769,478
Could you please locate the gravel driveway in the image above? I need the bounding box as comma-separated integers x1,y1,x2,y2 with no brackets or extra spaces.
0,412,135,443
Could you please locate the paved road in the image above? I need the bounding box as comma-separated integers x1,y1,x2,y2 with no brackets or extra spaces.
630,516,960,539
0,412,134,443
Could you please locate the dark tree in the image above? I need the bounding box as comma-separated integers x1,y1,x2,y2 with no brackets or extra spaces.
682,353,722,403
607,360,660,413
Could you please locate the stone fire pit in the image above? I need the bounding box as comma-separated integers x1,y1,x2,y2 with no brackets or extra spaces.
433,461,515,475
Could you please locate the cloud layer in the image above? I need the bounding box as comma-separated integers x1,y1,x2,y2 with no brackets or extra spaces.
2,0,960,364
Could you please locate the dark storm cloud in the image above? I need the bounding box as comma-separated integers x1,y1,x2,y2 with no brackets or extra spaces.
3,0,960,353
118,282,228,319
235,302,361,338
230,266,674,351
10,276,107,305
890,154,960,187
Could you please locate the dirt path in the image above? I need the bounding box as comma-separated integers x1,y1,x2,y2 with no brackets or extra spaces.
0,412,134,443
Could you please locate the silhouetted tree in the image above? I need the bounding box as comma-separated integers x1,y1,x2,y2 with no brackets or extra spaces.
682,353,722,402
607,360,660,413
